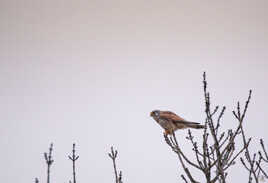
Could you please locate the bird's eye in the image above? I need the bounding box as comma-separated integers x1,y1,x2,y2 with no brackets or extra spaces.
151,110,160,117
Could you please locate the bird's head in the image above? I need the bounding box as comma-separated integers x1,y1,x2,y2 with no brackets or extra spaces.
150,110,160,119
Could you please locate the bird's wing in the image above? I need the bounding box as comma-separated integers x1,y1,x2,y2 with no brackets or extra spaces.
159,111,186,122
160,111,200,125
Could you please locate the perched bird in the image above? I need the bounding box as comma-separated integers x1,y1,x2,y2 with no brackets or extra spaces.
150,110,204,135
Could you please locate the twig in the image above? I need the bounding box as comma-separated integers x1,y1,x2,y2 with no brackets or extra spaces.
35,178,39,183
260,139,268,162
44,143,54,183
68,143,79,183
256,161,268,178
164,133,200,183
181,174,189,183
187,130,203,169
215,106,226,136
108,146,123,183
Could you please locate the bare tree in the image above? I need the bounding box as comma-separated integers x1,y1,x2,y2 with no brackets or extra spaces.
164,72,267,183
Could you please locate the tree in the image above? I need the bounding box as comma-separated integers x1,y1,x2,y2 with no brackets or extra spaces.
164,72,267,183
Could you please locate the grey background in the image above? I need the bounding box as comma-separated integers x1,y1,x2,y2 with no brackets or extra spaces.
1,0,268,182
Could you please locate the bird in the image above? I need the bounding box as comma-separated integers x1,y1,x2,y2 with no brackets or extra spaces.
150,110,205,135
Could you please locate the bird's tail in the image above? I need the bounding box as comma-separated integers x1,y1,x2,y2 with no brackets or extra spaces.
187,122,205,129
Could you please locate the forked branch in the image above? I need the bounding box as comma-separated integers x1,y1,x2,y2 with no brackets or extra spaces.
108,146,123,183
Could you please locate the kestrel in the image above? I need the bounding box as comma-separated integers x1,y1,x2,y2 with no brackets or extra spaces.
150,110,205,135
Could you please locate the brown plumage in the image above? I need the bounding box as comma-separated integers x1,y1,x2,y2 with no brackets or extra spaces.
150,110,204,134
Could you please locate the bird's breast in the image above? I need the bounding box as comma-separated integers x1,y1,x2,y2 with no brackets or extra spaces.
157,119,170,129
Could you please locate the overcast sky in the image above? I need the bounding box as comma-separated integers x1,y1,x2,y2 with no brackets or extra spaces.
1,0,268,182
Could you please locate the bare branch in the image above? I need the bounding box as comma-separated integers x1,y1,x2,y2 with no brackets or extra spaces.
181,174,189,183
109,146,123,183
164,133,201,183
68,143,79,183
44,143,54,183
163,72,256,183
35,178,39,183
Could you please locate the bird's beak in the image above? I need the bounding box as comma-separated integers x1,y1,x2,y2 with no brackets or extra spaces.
150,112,153,116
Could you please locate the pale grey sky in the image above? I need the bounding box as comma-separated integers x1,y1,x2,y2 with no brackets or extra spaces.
1,0,268,182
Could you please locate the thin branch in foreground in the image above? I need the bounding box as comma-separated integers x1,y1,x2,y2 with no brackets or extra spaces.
164,133,200,183
108,146,123,183
181,174,189,183
44,143,54,183
68,143,79,183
